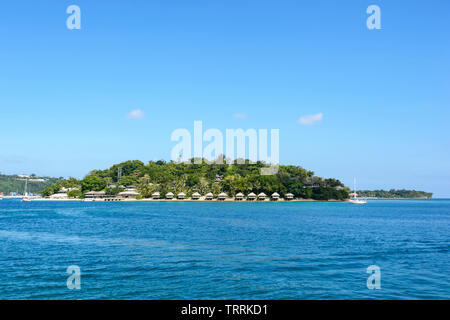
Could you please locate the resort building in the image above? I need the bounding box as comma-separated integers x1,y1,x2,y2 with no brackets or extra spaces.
247,192,256,201
118,190,139,199
49,192,69,200
84,191,106,200
271,192,280,201
258,193,267,201
152,192,160,200
205,192,213,200
177,192,186,200
218,192,227,201
235,192,244,201
191,192,201,200
166,192,174,200
285,193,294,201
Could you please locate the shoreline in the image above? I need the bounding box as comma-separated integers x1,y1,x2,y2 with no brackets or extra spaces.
3,197,435,202
27,198,345,202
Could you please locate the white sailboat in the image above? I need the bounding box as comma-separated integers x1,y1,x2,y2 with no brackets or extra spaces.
348,178,367,204
22,179,31,202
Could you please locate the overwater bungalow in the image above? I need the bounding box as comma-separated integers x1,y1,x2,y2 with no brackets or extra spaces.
205,192,213,200
285,193,294,201
152,192,160,200
177,192,186,200
218,192,227,201
235,192,244,201
271,192,280,201
165,192,174,200
191,192,201,200
258,192,267,201
247,192,256,201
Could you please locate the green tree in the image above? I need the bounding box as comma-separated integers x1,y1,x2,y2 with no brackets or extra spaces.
67,190,82,198
81,176,106,192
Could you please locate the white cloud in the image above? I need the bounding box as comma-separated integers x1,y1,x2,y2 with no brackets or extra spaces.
233,113,247,119
298,113,323,125
126,109,145,120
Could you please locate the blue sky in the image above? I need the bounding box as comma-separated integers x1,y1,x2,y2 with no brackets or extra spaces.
0,0,449,197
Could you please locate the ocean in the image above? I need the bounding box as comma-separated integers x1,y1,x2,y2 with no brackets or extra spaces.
0,199,448,299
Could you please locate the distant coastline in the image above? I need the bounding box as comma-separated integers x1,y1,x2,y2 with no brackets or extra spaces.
357,189,432,199
1,160,433,202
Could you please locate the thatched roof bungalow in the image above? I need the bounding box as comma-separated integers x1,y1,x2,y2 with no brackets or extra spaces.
191,192,201,200
235,192,244,201
50,192,69,200
118,190,139,199
205,192,213,200
285,193,294,200
271,192,280,201
218,192,227,201
177,192,186,200
152,192,160,199
165,192,174,200
258,192,267,201
247,192,256,201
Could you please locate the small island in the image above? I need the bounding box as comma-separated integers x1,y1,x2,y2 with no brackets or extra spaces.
39,159,350,201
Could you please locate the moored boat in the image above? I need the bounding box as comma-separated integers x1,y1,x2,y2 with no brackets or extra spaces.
348,178,367,205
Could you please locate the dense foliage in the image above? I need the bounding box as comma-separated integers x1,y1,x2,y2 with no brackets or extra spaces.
40,159,350,200
0,174,61,195
357,189,432,199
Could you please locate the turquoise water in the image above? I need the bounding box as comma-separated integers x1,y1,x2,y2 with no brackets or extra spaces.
0,199,448,299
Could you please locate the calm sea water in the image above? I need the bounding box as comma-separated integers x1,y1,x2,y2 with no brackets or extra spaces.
0,199,448,300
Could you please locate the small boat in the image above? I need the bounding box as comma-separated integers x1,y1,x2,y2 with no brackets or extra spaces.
348,178,367,205
348,198,366,204
22,179,31,202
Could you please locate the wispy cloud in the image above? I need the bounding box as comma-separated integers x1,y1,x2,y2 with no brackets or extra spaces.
126,109,145,120
298,113,323,125
233,113,247,119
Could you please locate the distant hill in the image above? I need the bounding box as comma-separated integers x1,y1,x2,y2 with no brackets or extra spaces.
357,189,432,199
0,174,61,195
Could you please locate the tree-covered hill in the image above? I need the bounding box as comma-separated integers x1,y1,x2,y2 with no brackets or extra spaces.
357,189,433,199
40,159,350,200
0,174,61,195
